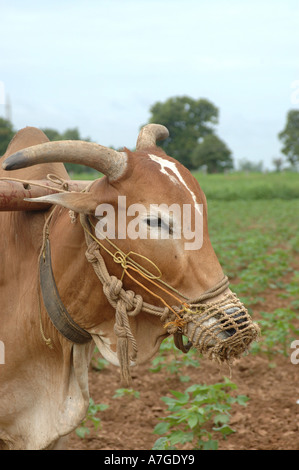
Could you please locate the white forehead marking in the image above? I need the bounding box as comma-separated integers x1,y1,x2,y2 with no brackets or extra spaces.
148,153,201,214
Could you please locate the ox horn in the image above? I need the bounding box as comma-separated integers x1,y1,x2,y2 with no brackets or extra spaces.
136,124,169,150
2,141,127,182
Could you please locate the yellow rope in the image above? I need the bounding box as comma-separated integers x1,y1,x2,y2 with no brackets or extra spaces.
0,176,69,193
80,218,190,323
83,218,190,300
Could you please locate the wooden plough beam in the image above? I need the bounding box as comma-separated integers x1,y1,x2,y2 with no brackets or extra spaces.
0,179,90,211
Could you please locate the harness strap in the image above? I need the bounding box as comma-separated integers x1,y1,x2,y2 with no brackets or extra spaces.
39,238,92,344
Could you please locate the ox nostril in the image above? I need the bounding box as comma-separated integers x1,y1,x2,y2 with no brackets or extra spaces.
222,307,247,337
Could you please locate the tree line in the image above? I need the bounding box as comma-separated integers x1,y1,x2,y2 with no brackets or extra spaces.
0,95,298,173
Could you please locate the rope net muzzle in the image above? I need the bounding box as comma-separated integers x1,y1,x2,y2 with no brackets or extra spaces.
168,293,260,364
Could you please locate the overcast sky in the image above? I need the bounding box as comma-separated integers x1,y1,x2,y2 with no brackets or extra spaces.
1,0,299,169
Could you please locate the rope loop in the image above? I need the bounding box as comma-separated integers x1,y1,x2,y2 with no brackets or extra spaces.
160,307,171,324
106,276,123,302
85,241,101,264
125,291,143,317
113,323,127,339
113,250,128,268
46,173,70,191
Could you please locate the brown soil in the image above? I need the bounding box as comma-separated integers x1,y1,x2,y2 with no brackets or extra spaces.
67,261,299,451
66,353,299,451
67,317,299,451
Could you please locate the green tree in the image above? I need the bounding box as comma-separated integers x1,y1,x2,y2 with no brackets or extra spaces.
41,127,89,142
272,157,284,172
0,118,15,156
238,158,263,173
278,110,299,166
191,134,233,173
41,127,61,141
148,96,218,170
61,127,91,142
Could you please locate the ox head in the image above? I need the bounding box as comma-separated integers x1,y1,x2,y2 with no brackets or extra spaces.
2,124,259,374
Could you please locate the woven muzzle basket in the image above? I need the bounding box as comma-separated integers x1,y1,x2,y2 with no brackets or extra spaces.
169,292,260,363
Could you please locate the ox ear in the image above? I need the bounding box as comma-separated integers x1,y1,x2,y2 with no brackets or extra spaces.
24,192,99,215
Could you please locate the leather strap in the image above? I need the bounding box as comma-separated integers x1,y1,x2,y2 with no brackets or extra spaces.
39,239,92,344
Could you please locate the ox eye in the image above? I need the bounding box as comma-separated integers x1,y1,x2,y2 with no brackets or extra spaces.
145,217,173,235
146,217,162,228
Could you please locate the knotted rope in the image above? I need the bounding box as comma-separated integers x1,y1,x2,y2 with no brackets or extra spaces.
83,234,172,385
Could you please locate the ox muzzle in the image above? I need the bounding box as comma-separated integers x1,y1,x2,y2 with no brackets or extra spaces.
169,292,260,363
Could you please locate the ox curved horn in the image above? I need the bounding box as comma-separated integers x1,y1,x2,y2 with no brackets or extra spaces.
2,141,128,182
136,124,169,150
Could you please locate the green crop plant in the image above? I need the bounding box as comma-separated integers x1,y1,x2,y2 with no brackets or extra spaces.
150,337,201,382
113,388,140,399
76,398,108,439
152,378,248,450
251,307,299,358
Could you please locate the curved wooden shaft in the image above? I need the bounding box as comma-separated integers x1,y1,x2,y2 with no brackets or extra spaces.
0,179,90,211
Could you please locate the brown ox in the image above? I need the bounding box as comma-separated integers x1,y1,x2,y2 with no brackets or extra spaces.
0,124,259,449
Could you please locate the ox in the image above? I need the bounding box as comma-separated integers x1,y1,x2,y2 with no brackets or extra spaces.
0,124,259,449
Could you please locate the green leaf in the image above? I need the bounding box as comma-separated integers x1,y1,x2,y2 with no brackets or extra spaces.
213,424,236,438
179,375,191,383
202,439,219,450
188,415,199,429
170,390,190,404
153,421,170,435
213,413,230,426
152,437,176,450
75,426,90,439
169,430,193,445
235,395,249,406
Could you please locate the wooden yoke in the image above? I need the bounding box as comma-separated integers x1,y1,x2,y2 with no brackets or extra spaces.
0,179,90,211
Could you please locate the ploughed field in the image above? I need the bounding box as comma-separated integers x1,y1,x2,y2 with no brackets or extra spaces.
68,172,299,451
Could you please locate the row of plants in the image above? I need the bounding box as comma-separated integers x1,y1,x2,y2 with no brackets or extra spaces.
195,171,299,200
